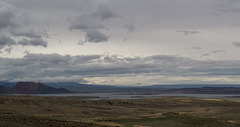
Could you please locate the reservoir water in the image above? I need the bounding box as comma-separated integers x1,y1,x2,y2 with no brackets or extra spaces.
22,93,240,100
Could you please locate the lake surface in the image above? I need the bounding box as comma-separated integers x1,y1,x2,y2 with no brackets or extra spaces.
23,93,240,100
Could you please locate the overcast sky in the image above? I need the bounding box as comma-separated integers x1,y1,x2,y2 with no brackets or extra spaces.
0,0,240,85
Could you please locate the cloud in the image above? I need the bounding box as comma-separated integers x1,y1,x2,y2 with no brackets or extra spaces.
11,29,42,39
4,47,12,54
202,54,210,56
232,42,240,47
69,3,118,43
0,2,18,29
12,29,48,47
91,3,118,20
177,30,201,36
1,53,240,83
126,24,136,32
69,15,104,30
0,35,16,48
0,1,48,50
24,50,30,55
18,38,47,47
214,0,240,13
192,47,201,50
85,30,108,43
69,3,117,30
211,50,225,53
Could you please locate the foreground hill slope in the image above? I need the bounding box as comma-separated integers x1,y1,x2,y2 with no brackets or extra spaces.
0,96,240,127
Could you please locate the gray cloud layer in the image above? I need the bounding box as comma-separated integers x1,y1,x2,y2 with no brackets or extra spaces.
0,1,48,50
69,2,117,43
92,3,118,20
0,0,240,84
84,30,108,43
0,3,17,29
0,35,15,48
215,0,240,13
0,53,240,83
176,30,201,36
232,42,240,47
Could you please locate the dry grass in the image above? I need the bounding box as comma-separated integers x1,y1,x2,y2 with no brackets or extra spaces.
0,95,240,126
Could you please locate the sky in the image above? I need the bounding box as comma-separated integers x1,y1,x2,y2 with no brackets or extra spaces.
0,0,240,85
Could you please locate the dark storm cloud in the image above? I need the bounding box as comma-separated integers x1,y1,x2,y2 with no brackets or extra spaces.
176,30,201,36
1,53,240,82
232,42,240,47
85,30,108,43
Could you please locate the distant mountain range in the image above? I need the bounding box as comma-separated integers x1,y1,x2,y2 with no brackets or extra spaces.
0,85,10,94
0,82,72,94
44,82,240,93
0,81,240,94
163,87,240,94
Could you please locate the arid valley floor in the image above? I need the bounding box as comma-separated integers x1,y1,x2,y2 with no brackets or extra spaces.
0,95,240,127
